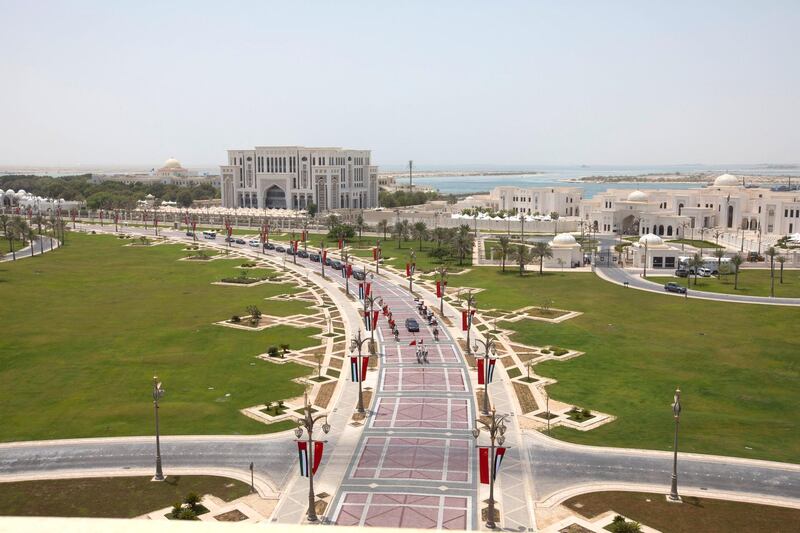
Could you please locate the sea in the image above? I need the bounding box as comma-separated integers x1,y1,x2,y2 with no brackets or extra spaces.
385,164,800,198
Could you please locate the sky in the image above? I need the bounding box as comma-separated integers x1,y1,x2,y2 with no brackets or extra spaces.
1,0,799,168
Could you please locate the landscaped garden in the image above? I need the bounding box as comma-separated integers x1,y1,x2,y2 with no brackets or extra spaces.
0,232,320,442
0,475,250,518
449,267,799,463
660,268,800,298
563,491,800,533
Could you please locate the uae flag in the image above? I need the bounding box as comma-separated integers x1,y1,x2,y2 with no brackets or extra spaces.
301,230,307,241
358,283,365,299
478,446,507,484
406,263,411,277
350,355,369,382
477,357,496,385
338,239,343,249
436,280,443,297
293,240,299,252
340,264,348,278
346,264,353,278
372,247,380,260
99,211,104,222
409,338,424,346
192,221,197,233
364,282,372,298
183,214,189,226
322,250,327,263
297,440,324,477
364,310,379,331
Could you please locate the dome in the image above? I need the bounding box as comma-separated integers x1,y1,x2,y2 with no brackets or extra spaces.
639,233,663,246
16,189,26,198
627,190,649,202
5,189,14,195
552,233,578,246
163,158,182,169
713,173,739,187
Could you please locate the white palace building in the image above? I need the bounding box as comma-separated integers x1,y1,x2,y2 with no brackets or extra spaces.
220,146,378,212
579,173,800,237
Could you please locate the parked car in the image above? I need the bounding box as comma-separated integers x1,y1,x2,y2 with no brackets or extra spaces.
309,253,321,262
265,242,275,250
234,238,246,245
331,260,343,270
324,257,333,266
248,239,261,247
225,236,234,243
674,269,689,277
697,267,712,277
286,247,296,255
353,270,366,281
664,282,687,294
185,231,195,237
297,250,309,258
275,245,286,253
405,318,420,332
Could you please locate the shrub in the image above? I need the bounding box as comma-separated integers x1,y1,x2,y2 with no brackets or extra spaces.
176,507,197,520
247,305,262,326
241,262,256,268
184,493,201,510
267,346,280,357
608,515,642,533
541,348,551,354
552,347,568,356
581,408,592,418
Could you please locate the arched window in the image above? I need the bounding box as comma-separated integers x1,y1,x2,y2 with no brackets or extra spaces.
667,225,673,236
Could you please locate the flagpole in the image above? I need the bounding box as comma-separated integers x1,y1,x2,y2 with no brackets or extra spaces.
294,393,331,522
351,330,370,414
472,407,507,530
474,335,496,416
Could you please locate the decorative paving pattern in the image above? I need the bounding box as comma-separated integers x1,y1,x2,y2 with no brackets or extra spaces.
370,397,471,430
391,344,461,364
381,367,468,392
335,493,470,530
352,437,471,482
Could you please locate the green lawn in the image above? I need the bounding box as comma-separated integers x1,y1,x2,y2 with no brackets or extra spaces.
0,476,250,518
675,268,800,298
564,491,800,533
449,268,799,463
345,236,472,272
667,238,723,248
0,232,319,442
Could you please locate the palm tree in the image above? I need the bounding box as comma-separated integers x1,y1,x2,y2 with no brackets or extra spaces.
452,229,474,266
531,241,553,276
777,255,786,283
766,246,777,297
688,253,704,286
26,227,36,257
377,219,389,240
326,214,339,231
32,214,46,254
510,244,533,276
355,213,366,242
712,248,726,278
731,254,744,289
412,221,428,251
1,214,14,260
394,220,410,248
494,235,511,272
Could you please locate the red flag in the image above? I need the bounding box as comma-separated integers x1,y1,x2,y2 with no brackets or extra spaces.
406,263,410,277
312,441,324,475
462,310,468,331
322,250,327,263
364,282,371,298
372,310,379,330
479,447,490,484
361,356,369,382
346,264,353,278
372,248,378,260
436,280,442,298
409,339,417,346
293,240,299,252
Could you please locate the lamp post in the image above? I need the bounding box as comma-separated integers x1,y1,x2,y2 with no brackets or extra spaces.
152,376,165,481
464,290,476,356
362,294,378,345
375,239,381,274
294,394,331,522
474,335,497,415
472,407,507,529
668,387,682,502
408,249,416,293
435,265,448,316
351,329,370,414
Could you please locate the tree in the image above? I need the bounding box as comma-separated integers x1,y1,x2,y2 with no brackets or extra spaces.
355,213,366,242
526,360,535,382
307,203,318,218
510,244,533,276
1,214,15,260
412,221,428,250
452,226,474,265
326,214,339,230
730,254,744,289
493,235,511,272
375,219,387,241
246,305,262,326
394,220,410,248
688,253,704,286
712,248,726,278
777,255,786,283
25,227,36,257
766,246,777,297
177,189,193,208
530,241,553,275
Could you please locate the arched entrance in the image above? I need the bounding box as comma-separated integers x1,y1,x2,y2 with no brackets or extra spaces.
727,205,734,228
264,185,286,209
621,215,639,235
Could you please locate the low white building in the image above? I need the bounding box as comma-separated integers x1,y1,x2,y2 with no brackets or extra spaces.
0,189,81,213
629,233,683,270
546,233,584,268
489,186,583,217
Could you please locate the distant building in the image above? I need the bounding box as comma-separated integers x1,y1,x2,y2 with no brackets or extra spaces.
220,146,378,211
455,186,583,217
93,158,220,188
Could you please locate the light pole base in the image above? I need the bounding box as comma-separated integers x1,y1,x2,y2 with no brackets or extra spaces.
151,474,165,482
666,494,683,503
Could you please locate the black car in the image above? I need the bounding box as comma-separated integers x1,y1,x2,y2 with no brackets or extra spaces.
331,260,343,270
224,236,234,243
297,250,309,258
324,257,333,266
275,245,286,253
185,231,195,237
309,253,321,262
353,270,366,281
664,282,687,294
235,238,246,245
286,247,296,255
265,242,275,250
405,318,420,332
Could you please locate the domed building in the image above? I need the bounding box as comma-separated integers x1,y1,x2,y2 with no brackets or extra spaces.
631,232,682,270
546,233,583,268
627,190,649,202
156,158,189,181
713,173,740,187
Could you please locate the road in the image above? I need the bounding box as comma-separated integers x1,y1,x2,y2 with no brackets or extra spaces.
2,223,799,527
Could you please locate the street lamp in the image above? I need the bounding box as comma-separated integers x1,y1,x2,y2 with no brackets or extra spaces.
152,376,165,481
463,290,477,356
408,249,416,293
435,265,448,316
351,329,370,414
294,394,331,522
474,335,497,415
668,387,682,502
472,407,507,529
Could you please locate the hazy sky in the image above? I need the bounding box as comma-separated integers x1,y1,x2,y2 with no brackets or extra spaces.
1,0,798,168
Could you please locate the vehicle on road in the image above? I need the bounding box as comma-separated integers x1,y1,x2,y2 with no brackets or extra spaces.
664,282,687,294
265,242,275,250
234,238,246,245
275,245,286,253
186,231,195,237
225,236,234,243
331,260,342,270
324,257,333,266
353,270,366,281
747,251,765,262
202,231,217,239
248,239,261,247
405,318,420,332
697,267,712,277
309,253,321,262
297,250,309,258
679,256,734,275
286,247,296,255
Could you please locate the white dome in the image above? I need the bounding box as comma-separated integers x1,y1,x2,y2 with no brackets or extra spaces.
627,190,649,202
5,189,14,195
639,233,663,246
163,158,182,169
713,173,739,187
552,233,578,245
16,189,26,198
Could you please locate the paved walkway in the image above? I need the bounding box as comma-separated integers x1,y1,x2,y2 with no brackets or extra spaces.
1,236,59,261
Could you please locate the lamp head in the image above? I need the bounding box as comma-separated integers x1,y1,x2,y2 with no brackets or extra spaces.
322,421,331,434
294,427,303,439
497,435,505,446
471,427,481,439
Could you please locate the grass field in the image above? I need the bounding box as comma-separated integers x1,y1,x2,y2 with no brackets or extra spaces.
345,236,472,272
0,476,250,518
564,491,800,533
449,268,799,463
0,232,319,442
667,239,723,248
669,268,800,298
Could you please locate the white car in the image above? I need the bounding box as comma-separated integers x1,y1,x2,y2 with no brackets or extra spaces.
697,267,712,277
248,239,261,247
